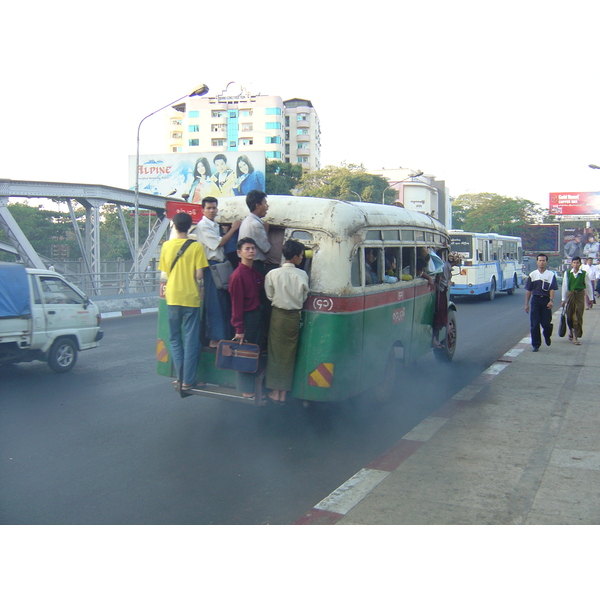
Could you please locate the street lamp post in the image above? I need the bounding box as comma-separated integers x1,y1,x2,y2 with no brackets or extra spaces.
134,84,209,279
349,190,362,202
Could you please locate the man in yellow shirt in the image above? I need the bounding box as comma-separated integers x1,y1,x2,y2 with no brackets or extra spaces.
158,212,208,391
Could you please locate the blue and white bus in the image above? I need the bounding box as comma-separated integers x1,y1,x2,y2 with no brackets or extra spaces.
449,231,523,300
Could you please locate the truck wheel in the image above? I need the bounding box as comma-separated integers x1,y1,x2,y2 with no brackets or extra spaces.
48,338,78,373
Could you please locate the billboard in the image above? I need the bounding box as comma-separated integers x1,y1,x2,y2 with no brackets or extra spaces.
128,151,266,201
549,191,600,215
558,220,600,266
514,224,560,253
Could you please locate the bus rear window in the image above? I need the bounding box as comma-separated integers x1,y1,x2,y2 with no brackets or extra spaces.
450,235,472,258
290,230,313,241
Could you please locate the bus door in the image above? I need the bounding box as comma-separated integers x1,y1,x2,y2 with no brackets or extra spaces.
495,240,505,290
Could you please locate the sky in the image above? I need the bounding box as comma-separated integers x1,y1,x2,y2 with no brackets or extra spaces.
2,0,600,211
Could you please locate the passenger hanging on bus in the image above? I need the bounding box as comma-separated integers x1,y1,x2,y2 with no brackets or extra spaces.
158,212,209,392
195,196,241,348
228,237,266,400
264,240,309,405
239,190,271,275
416,248,435,290
432,251,459,349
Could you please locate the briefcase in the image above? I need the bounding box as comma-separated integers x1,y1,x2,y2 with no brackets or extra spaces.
215,340,260,373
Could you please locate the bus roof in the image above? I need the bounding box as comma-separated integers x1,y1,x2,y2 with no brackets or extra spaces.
216,195,448,237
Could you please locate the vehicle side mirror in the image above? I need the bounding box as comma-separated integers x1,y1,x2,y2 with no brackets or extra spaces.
83,296,90,309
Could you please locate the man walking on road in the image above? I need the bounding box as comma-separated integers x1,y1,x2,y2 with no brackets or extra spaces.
525,253,558,352
582,256,598,309
561,256,594,346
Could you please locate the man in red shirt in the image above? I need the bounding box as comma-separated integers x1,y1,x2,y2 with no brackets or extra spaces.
228,237,265,398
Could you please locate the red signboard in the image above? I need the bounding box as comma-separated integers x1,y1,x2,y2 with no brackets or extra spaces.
166,201,203,223
549,192,600,215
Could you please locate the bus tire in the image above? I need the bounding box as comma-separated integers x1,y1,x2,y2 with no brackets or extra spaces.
372,348,397,404
47,338,78,373
506,275,517,295
487,278,496,301
434,311,457,362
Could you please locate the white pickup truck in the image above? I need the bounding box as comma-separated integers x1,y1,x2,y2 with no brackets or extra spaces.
0,262,103,372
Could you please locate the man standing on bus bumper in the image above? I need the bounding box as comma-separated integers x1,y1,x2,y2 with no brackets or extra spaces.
525,253,558,352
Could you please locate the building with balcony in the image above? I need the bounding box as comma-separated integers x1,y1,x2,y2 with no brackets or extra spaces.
166,83,321,171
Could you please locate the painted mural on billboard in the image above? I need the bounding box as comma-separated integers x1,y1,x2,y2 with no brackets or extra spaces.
549,191,600,215
560,221,600,265
128,151,266,201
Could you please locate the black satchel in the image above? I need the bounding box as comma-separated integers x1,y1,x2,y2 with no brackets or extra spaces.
209,260,234,290
558,304,567,338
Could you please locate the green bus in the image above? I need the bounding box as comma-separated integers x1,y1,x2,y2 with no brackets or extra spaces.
156,196,456,405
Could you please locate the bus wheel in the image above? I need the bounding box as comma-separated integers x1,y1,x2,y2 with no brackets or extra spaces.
372,348,397,404
487,278,496,301
434,312,457,362
506,275,517,295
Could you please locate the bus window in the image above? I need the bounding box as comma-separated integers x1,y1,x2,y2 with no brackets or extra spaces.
401,246,416,278
383,230,400,241
365,247,382,285
384,248,400,282
417,247,430,277
291,230,313,241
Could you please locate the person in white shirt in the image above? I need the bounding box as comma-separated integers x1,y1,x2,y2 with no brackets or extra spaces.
264,240,309,404
238,190,271,274
195,197,240,347
582,257,598,308
561,256,594,345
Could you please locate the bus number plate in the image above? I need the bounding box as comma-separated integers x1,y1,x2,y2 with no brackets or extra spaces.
392,308,405,323
312,297,334,312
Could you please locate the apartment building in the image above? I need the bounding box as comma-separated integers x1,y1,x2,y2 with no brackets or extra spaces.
166,83,321,171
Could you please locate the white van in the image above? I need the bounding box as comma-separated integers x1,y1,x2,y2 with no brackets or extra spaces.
0,262,103,372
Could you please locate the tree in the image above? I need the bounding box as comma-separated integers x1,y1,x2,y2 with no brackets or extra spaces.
0,200,82,261
452,193,545,235
265,161,304,195
99,204,135,261
297,163,394,203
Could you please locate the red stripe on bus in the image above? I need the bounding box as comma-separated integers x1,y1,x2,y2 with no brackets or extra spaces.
305,284,432,314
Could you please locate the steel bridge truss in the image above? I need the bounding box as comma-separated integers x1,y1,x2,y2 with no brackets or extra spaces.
0,179,171,294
